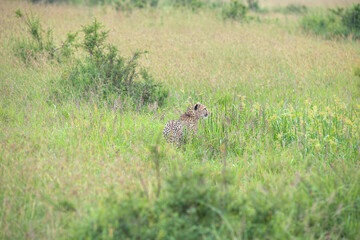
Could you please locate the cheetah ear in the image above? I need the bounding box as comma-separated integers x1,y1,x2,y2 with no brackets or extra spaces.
194,103,199,110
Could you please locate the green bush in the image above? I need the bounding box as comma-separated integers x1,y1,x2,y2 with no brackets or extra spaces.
114,0,158,12
114,0,132,12
301,4,360,39
29,0,117,5
284,4,307,14
73,170,240,240
129,0,147,8
14,10,76,63
88,0,116,5
301,11,347,38
14,11,167,106
156,171,235,239
72,166,360,239
247,0,259,12
77,195,156,239
57,19,168,106
342,4,360,37
172,0,204,11
222,0,247,21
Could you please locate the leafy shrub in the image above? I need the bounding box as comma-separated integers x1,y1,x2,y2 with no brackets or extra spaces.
114,0,158,11
149,0,158,7
30,0,117,5
73,169,240,240
72,165,360,239
284,4,307,14
114,0,133,12
222,0,247,21
14,10,76,63
77,195,156,239
172,0,204,11
56,19,168,106
301,11,347,39
342,4,360,36
247,0,259,12
14,11,167,106
301,4,360,39
88,0,116,5
156,171,236,239
128,0,147,8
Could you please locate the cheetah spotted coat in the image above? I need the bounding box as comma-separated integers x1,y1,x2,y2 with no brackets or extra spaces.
163,103,209,145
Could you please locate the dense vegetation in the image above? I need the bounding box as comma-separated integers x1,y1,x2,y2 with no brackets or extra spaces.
1,0,360,239
301,4,360,39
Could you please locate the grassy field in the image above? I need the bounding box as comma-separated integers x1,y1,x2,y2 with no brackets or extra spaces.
1,0,360,239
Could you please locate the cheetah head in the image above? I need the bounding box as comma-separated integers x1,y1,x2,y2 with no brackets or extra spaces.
193,102,209,119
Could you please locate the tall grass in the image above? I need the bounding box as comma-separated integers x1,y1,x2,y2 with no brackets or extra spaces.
0,1,360,239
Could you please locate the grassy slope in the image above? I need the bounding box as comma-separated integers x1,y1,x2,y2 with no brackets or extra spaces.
1,1,360,239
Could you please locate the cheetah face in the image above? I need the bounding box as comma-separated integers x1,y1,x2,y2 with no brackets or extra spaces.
194,103,209,119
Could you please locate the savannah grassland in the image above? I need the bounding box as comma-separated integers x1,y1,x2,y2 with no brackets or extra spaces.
1,0,360,239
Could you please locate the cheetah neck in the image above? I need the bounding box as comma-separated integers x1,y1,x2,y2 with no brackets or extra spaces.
179,113,199,123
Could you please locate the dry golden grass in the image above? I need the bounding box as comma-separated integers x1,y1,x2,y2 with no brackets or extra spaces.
2,1,359,99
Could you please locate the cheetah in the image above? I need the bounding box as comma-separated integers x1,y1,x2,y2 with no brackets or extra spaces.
163,103,209,145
